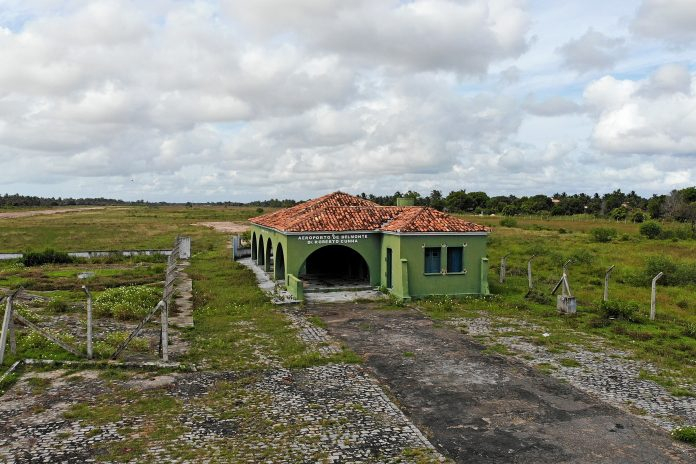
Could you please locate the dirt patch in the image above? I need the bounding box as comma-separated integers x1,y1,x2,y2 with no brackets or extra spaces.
0,207,105,219
312,304,695,464
193,221,249,233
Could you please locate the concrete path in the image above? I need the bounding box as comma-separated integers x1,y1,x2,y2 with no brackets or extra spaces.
313,305,695,464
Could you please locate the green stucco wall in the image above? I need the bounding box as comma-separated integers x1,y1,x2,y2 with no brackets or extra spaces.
249,224,488,301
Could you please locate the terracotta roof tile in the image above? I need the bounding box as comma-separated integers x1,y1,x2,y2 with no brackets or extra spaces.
250,191,488,233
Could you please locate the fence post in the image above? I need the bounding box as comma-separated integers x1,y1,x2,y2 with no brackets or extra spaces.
527,255,537,289
603,265,615,302
160,301,168,362
232,235,239,261
0,290,19,365
82,286,93,359
650,272,664,321
179,236,191,259
499,254,510,284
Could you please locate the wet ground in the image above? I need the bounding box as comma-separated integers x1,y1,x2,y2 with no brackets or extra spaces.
312,304,695,463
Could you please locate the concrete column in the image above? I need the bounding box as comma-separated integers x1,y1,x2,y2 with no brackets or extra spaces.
480,257,490,295
400,259,410,300
179,236,191,259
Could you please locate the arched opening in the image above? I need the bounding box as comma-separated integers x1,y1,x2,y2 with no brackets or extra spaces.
265,238,273,273
257,235,265,265
300,245,370,288
274,243,285,281
251,232,257,260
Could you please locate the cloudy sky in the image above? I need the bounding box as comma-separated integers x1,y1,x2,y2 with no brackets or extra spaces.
0,0,695,202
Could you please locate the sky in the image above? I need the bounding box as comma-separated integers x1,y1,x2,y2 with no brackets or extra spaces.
0,0,695,202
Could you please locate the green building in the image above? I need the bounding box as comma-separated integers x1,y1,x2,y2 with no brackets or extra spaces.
248,192,490,301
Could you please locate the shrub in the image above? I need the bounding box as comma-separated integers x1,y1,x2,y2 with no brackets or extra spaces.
600,300,640,322
500,217,518,228
569,249,595,265
676,300,689,309
590,227,617,243
640,221,662,239
94,285,161,321
644,256,696,286
631,211,646,223
684,323,696,339
525,289,551,305
671,426,696,444
47,299,70,313
21,249,73,266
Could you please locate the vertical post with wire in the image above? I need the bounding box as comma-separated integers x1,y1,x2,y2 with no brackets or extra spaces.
527,255,537,290
603,265,615,302
499,254,510,284
82,285,93,359
650,272,664,321
0,290,20,365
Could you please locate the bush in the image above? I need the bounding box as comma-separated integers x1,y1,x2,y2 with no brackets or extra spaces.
47,299,70,313
525,289,551,305
600,300,640,322
671,426,696,444
590,227,617,243
644,256,696,286
94,285,161,321
500,217,518,228
631,211,646,223
640,221,662,239
21,249,73,266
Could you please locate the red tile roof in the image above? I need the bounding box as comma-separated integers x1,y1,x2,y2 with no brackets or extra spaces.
250,192,488,233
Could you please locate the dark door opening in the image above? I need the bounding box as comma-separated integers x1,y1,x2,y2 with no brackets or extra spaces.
386,248,393,289
301,245,369,287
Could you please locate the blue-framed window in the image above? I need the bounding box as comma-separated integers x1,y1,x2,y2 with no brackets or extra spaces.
424,247,441,273
447,247,464,273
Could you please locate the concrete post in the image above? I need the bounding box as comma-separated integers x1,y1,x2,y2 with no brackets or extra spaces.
179,236,191,259
650,272,664,321
0,291,18,365
480,257,490,295
499,254,510,284
603,265,615,302
527,255,537,290
161,301,169,362
232,235,239,261
82,286,93,359
400,259,410,300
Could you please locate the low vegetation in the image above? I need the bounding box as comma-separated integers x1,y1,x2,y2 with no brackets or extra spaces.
94,285,161,320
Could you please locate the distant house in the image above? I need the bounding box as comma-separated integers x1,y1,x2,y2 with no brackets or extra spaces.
248,192,490,301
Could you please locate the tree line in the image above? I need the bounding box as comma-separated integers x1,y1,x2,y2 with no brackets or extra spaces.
3,187,695,229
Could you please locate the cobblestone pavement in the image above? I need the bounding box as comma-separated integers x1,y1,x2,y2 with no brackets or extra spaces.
315,305,695,464
0,365,442,463
447,315,696,431
284,308,343,355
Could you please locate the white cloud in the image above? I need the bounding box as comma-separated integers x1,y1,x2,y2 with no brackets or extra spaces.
558,28,626,73
523,95,583,116
632,0,696,43
0,0,694,201
223,0,531,75
585,66,696,155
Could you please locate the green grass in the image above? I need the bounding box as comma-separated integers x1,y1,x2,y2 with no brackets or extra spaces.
671,426,696,445
417,214,696,386
184,240,359,369
0,205,262,252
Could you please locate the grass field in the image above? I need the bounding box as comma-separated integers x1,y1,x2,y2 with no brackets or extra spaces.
0,205,267,252
416,213,696,387
1,206,694,386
